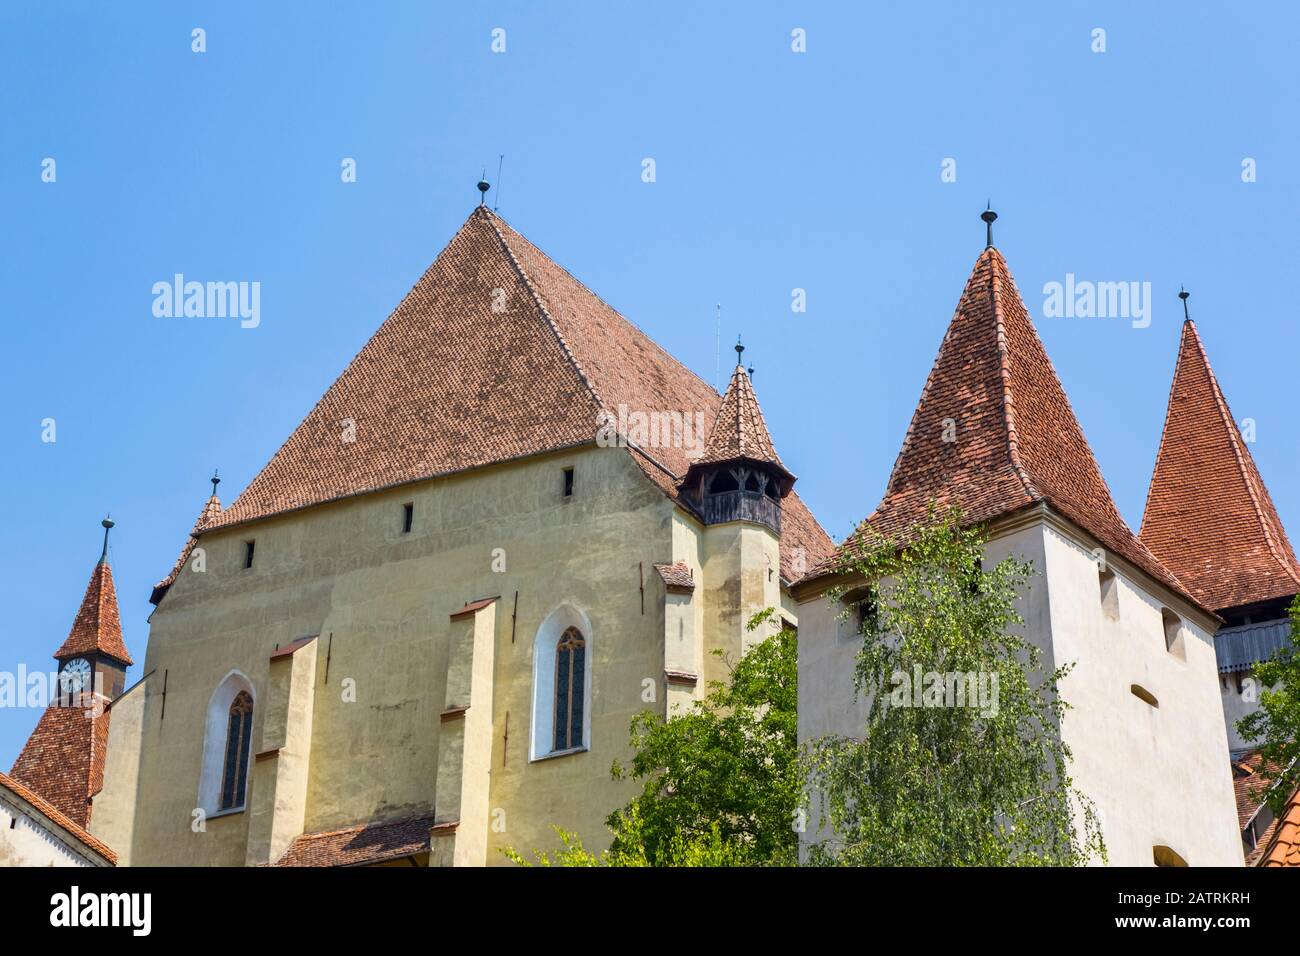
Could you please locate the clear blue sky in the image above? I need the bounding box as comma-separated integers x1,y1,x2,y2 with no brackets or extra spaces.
2,2,1296,765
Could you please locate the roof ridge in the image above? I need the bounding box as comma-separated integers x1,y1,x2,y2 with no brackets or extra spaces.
1188,320,1300,586
988,249,1043,501
480,208,608,414
1138,321,1191,541
483,207,724,401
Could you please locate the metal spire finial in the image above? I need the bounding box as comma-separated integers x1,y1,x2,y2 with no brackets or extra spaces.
1178,286,1190,321
476,170,490,206
211,469,221,497
734,335,745,365
99,514,115,563
980,202,998,249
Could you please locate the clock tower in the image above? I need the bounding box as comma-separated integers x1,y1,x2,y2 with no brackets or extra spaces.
10,516,134,829
52,516,133,705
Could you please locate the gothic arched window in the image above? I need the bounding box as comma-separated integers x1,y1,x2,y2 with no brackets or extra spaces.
220,691,254,811
553,628,586,752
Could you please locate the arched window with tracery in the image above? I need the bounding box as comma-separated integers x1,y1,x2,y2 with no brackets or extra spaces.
553,628,586,752
220,691,253,811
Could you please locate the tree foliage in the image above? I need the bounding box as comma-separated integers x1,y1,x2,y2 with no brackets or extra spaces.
804,508,1105,866
1236,596,1300,816
504,610,799,867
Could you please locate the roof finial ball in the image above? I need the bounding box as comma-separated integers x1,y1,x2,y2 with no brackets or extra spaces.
211,469,221,496
477,176,491,207
1179,286,1190,321
735,336,745,364
981,203,998,250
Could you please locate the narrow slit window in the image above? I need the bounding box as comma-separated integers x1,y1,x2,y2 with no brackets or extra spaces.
562,467,575,498
243,540,255,569
1153,845,1188,867
1161,609,1185,661
402,503,414,534
1098,568,1119,621
1131,684,1159,708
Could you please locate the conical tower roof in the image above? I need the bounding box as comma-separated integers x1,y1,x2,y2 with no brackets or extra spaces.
814,243,1196,605
1140,319,1300,611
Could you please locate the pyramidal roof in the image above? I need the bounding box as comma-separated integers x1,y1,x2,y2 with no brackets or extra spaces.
54,556,132,666
815,245,1197,606
200,206,833,581
686,361,793,484
1140,319,1300,611
150,491,222,605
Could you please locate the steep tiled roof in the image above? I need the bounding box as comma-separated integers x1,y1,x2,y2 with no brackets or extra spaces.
274,813,436,866
808,246,1198,608
54,560,132,666
198,206,831,581
0,770,116,864
1140,320,1300,612
150,492,222,605
9,704,112,829
692,364,791,475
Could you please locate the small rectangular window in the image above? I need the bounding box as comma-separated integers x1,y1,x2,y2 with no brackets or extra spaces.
243,540,255,569
562,467,574,498
402,503,414,534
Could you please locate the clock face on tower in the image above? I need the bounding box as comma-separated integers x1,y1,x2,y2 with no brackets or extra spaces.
59,658,92,695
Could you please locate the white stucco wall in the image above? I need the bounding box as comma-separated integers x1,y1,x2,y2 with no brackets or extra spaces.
0,796,104,867
796,515,1242,866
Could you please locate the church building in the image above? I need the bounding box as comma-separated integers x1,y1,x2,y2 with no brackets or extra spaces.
8,202,1295,867
67,202,833,866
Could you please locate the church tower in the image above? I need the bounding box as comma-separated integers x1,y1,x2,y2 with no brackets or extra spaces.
680,343,795,668
10,518,132,828
794,212,1241,866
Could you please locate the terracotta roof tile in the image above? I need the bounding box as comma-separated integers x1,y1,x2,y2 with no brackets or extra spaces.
808,247,1198,608
55,560,131,666
653,561,695,592
450,596,499,619
9,703,112,829
150,493,222,606
274,813,436,867
191,207,831,582
1258,785,1300,867
0,770,116,864
692,364,790,475
269,635,317,660
1140,320,1300,612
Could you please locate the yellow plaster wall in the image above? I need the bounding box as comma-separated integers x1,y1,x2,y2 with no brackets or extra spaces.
120,445,679,865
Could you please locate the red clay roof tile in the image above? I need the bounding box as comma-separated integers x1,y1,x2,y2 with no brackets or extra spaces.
1258,786,1300,867
9,704,112,830
808,246,1200,609
1140,320,1300,612
274,813,436,867
150,492,222,606
55,560,131,666
653,561,695,592
692,363,791,476
193,207,831,582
